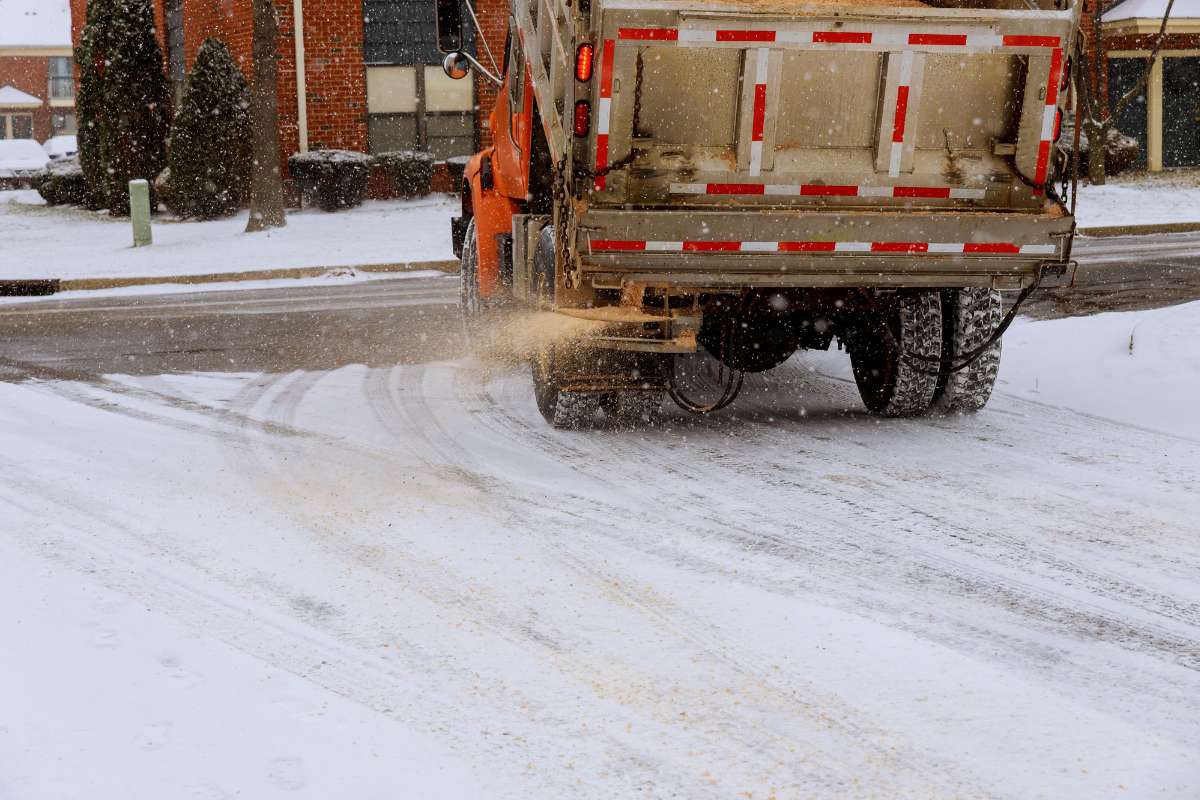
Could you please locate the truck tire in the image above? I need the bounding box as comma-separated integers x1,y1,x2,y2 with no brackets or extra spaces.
934,288,1003,413
604,391,663,425
529,225,602,428
848,291,943,417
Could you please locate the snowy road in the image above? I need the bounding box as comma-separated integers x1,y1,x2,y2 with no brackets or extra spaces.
2,276,1198,798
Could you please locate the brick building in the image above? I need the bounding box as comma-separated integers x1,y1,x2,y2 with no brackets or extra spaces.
0,0,76,141
1097,0,1200,170
68,0,508,165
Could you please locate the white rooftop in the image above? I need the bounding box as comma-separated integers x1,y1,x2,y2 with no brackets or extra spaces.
0,85,42,107
1103,0,1200,22
0,0,72,48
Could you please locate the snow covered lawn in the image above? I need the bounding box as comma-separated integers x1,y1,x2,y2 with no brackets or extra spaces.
1,190,457,281
999,301,1200,438
1075,170,1200,230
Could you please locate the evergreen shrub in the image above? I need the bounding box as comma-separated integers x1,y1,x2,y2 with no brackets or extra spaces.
288,150,372,211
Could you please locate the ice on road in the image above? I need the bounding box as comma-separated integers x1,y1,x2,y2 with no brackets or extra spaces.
1,295,1199,799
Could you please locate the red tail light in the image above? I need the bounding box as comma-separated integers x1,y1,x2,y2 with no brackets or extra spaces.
576,44,595,82
1061,57,1071,92
573,100,591,136
1054,109,1063,142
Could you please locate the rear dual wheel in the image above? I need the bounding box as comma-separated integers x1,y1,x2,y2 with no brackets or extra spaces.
934,288,1003,413
848,289,1003,417
528,225,663,429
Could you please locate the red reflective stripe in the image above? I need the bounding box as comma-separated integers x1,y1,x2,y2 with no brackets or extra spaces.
891,85,910,143
751,84,768,141
591,240,644,251
594,134,608,191
1002,35,1061,48
778,241,837,252
908,33,967,46
964,242,1020,254
684,241,743,252
871,241,929,253
812,31,872,44
800,184,858,196
1045,47,1063,106
599,39,615,97
894,186,951,198
1034,140,1051,185
716,29,775,42
707,183,765,195
618,27,678,41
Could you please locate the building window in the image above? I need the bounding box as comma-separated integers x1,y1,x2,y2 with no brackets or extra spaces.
363,0,477,158
0,114,35,139
48,57,74,101
53,112,78,135
165,0,185,100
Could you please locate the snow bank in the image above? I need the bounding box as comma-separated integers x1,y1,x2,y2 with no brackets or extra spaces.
1,192,458,280
999,301,1200,438
1076,174,1200,228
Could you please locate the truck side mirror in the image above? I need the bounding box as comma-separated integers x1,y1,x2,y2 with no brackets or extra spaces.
435,0,463,54
443,51,471,80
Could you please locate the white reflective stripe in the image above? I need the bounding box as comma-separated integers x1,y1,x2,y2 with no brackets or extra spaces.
755,46,770,83
1041,105,1057,140
949,187,988,199
740,241,778,252
646,241,684,252
669,182,707,194
889,141,904,178
597,98,612,135
1019,244,1057,255
927,242,965,253
764,184,802,195
678,29,715,43
966,33,1004,49
858,185,894,197
775,31,809,44
897,49,914,84
835,242,872,252
749,140,763,176
872,31,907,47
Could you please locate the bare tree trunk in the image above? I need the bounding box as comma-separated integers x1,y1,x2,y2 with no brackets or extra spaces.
246,0,286,232
1088,0,1109,184
1077,0,1176,185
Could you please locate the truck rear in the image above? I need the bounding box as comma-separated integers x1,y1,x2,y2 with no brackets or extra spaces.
438,0,1081,426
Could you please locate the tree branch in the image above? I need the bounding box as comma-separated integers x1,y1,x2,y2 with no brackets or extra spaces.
1111,0,1176,120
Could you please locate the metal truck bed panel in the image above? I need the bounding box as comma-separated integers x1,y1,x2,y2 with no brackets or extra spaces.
581,0,1075,213
576,207,1072,288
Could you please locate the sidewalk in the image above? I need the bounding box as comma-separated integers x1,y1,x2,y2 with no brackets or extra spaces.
1,190,459,286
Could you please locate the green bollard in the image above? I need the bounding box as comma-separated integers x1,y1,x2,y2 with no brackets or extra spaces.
130,179,153,247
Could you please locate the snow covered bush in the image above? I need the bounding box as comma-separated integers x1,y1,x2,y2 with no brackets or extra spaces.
166,38,252,219
76,0,172,215
374,150,435,198
288,150,372,211
36,158,92,207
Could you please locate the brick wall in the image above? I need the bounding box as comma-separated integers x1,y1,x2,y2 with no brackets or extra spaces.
473,0,508,149
0,55,60,141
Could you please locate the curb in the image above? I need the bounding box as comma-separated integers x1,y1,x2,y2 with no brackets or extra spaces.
1,261,459,297
1078,222,1200,238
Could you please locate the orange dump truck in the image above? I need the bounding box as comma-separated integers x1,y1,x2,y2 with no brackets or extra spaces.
436,0,1082,426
